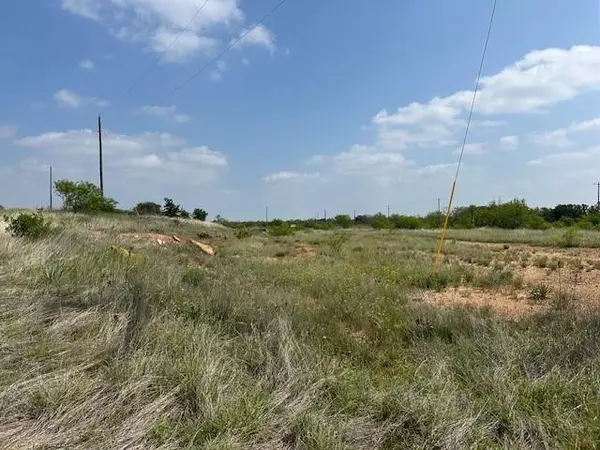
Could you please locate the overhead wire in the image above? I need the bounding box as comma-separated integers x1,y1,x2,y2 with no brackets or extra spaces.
155,0,292,103
124,0,211,96
433,0,498,270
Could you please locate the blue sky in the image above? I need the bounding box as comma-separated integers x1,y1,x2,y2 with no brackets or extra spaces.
2,0,600,219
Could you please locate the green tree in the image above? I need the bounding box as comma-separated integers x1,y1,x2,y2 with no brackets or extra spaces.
334,214,352,228
162,198,182,217
133,201,162,215
370,213,393,230
54,180,117,213
192,208,208,221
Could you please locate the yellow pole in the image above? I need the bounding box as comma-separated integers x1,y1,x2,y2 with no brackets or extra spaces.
433,180,457,270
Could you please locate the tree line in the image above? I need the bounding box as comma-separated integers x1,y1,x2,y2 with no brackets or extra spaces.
218,199,600,231
52,179,209,221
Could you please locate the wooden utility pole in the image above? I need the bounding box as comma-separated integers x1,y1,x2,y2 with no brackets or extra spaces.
324,210,327,221
49,165,53,211
98,115,104,196
265,205,269,224
387,204,390,218
595,182,600,208
437,198,441,214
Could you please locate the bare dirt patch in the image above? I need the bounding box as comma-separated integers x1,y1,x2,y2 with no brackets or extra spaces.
421,287,541,319
120,233,181,246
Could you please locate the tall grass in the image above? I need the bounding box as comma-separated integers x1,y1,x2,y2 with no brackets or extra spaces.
0,214,599,448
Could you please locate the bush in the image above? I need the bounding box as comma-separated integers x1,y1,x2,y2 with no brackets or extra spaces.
54,180,117,213
371,213,393,230
390,214,423,229
180,210,191,219
326,232,349,253
559,227,579,248
334,214,352,228
235,228,251,239
192,208,208,221
269,224,295,237
133,201,161,215
4,213,51,238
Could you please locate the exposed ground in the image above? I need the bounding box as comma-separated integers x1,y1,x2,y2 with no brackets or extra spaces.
1,214,600,449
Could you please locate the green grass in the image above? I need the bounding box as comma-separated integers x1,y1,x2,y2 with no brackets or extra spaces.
1,214,600,448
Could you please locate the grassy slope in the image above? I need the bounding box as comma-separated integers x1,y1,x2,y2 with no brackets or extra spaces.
1,215,599,449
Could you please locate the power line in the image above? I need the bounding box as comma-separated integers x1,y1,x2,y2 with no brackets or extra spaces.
156,0,292,103
124,0,211,96
434,0,498,270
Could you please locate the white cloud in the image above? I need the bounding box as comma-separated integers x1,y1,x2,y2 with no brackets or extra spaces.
79,59,95,70
210,71,222,81
0,124,17,139
54,89,109,108
15,128,227,179
499,135,519,150
526,147,600,167
242,58,250,66
60,0,262,61
61,0,101,20
264,171,319,182
149,29,219,62
232,24,276,54
453,143,487,156
371,46,600,151
532,116,600,148
139,105,190,123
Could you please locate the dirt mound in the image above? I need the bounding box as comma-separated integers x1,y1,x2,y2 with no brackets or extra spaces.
120,233,180,246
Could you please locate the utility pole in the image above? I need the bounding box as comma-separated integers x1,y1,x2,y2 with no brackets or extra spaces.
265,205,269,224
353,209,356,220
49,165,53,211
595,182,600,209
387,204,390,218
98,115,104,197
324,210,327,221
437,198,441,214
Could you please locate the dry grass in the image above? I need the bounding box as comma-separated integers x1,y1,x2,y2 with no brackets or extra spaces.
1,214,600,448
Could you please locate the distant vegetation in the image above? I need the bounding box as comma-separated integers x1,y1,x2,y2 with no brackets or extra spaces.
218,199,600,232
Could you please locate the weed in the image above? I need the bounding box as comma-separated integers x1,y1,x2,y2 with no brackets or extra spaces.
234,228,251,239
182,267,206,287
533,255,549,268
326,232,349,253
528,283,551,302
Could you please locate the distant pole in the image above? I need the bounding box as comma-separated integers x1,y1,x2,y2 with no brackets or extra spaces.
324,210,327,221
387,204,390,218
49,165,53,211
437,198,441,214
595,182,600,208
98,115,104,197
353,209,356,220
265,205,269,224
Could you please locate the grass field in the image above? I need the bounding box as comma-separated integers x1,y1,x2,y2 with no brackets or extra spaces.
1,213,600,449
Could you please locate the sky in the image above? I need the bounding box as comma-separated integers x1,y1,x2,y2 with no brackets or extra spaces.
2,0,600,220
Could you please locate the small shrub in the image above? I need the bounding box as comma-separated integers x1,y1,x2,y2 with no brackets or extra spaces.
334,214,352,228
234,228,251,239
533,255,549,268
4,213,51,238
180,210,191,219
182,268,205,287
326,232,349,253
528,283,551,302
269,224,295,237
553,290,576,311
559,227,579,248
133,201,161,215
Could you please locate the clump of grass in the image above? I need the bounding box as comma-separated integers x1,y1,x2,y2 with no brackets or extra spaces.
473,268,514,289
182,267,205,287
326,232,349,253
528,283,552,302
533,255,549,268
553,290,577,311
558,227,579,248
234,228,252,239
